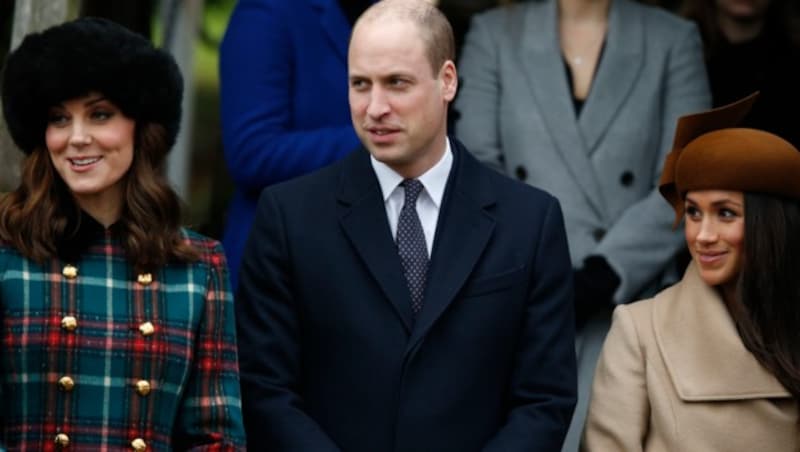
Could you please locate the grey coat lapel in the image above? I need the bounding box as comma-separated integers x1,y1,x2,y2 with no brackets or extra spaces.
578,0,644,152
518,0,606,217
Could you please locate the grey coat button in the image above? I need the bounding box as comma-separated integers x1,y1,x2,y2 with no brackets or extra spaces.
620,170,634,187
593,228,606,241
515,165,527,181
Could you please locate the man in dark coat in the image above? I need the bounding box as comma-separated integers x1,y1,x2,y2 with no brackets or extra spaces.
235,1,577,450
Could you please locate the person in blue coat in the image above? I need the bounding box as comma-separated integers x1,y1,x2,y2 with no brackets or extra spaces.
219,0,374,288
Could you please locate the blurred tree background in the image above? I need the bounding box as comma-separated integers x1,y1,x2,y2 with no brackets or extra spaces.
184,0,237,240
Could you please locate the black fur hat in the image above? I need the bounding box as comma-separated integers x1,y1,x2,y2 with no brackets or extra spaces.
1,17,183,154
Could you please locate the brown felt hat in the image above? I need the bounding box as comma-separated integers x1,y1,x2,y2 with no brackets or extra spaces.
659,92,800,226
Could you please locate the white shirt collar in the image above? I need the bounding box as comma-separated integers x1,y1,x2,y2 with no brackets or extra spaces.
371,138,453,207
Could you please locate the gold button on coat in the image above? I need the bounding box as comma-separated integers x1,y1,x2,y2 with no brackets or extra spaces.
137,273,152,285
58,376,75,391
131,437,147,451
135,380,151,396
138,321,155,336
61,315,78,331
62,264,78,279
55,433,70,447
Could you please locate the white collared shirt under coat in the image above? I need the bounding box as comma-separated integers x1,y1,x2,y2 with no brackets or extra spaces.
582,262,798,451
371,138,453,257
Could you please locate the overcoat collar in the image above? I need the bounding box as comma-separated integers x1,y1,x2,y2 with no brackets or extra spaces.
335,139,496,344
56,208,118,263
518,0,644,218
653,262,791,401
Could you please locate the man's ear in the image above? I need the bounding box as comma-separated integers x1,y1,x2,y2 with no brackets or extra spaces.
439,60,458,102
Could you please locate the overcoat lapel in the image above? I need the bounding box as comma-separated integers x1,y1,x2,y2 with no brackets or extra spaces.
518,0,606,217
654,263,791,400
337,150,414,332
309,0,350,62
407,141,496,350
578,0,644,152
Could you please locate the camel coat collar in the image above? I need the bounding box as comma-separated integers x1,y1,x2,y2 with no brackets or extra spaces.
653,262,791,401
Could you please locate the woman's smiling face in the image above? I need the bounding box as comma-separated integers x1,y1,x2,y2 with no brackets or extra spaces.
45,92,135,221
684,190,745,294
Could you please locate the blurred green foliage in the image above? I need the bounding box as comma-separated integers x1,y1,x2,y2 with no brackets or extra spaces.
187,0,237,238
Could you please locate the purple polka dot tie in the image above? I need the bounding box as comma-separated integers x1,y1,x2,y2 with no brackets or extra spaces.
396,179,429,316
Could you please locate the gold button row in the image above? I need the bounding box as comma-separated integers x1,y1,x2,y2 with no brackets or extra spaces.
61,265,152,286
61,316,155,337
55,433,146,450
57,375,151,397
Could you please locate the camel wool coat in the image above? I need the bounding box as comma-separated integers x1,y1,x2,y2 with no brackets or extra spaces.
583,263,798,451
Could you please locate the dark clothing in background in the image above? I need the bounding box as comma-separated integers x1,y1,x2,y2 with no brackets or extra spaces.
338,0,373,25
707,29,800,148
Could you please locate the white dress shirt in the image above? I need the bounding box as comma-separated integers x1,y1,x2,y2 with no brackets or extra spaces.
370,139,453,256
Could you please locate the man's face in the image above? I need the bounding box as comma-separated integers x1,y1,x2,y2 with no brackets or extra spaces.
348,18,457,178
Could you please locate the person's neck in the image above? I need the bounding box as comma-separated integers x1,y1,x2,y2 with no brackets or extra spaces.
720,281,738,313
558,0,610,23
717,13,765,44
395,134,448,180
81,206,121,229
74,192,123,229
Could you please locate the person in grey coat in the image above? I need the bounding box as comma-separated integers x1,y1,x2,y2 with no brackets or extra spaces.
453,0,710,450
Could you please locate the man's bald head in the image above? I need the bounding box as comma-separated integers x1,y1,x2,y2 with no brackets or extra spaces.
352,0,455,76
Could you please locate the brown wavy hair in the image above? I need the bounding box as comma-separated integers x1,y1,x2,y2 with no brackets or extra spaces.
0,121,198,272
731,193,800,403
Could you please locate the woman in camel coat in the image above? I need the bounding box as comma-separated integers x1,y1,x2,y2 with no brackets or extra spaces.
582,93,800,451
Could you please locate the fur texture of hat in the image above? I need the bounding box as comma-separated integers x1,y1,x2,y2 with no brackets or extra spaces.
1,17,182,154
659,92,800,226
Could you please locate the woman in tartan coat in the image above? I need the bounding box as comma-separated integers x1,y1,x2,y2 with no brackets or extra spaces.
0,18,246,451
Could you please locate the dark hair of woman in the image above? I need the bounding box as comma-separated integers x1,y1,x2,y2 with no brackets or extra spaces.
732,192,800,403
0,121,199,272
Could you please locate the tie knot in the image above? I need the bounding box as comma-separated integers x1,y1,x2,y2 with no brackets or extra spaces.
402,179,424,204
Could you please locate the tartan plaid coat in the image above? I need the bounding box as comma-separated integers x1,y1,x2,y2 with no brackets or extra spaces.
0,220,246,451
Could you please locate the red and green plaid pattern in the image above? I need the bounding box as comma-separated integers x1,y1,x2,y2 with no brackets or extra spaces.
0,229,246,450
